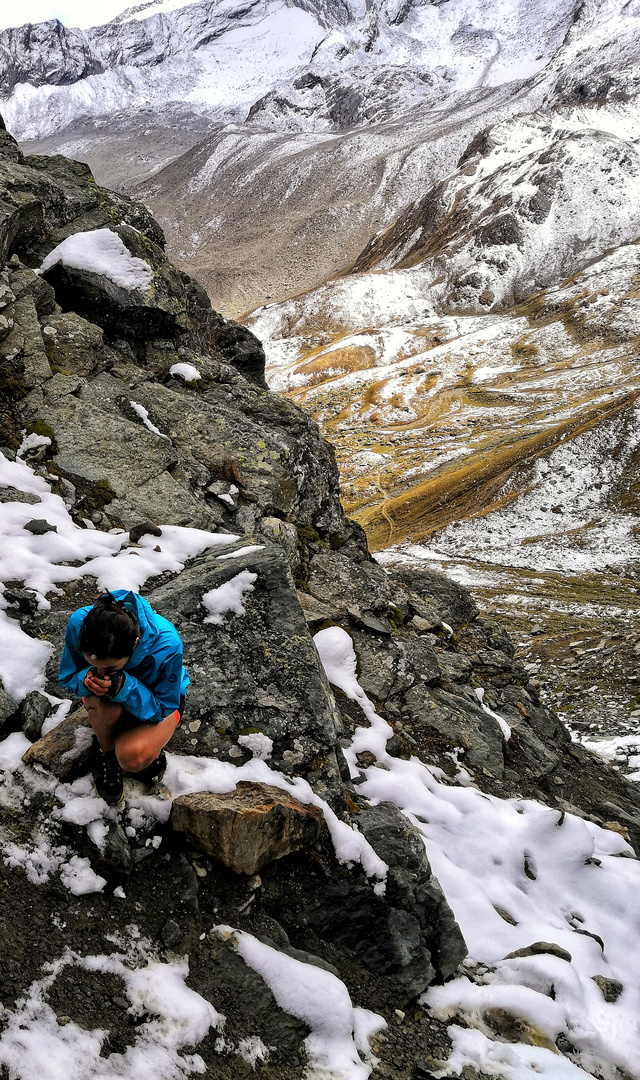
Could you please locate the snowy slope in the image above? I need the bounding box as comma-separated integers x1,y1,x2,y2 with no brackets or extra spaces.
0,0,578,138
5,0,640,314
250,239,640,573
353,105,640,311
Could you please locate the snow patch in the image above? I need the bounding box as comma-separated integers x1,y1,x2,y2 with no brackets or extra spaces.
39,229,153,291
130,401,169,439
221,926,386,1080
169,362,202,382
202,570,257,625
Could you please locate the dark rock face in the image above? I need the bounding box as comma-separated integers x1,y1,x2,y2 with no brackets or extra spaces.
391,567,479,628
358,802,467,985
41,224,189,339
0,135,265,391
148,545,347,807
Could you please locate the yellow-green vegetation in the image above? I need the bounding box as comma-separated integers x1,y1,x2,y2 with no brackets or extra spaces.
357,391,640,549
510,336,539,361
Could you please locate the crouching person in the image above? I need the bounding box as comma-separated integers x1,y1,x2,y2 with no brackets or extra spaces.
59,590,188,805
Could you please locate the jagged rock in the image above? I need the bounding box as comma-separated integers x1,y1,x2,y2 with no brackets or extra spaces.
171,782,323,875
504,941,572,963
436,652,474,684
411,614,439,633
41,224,189,340
260,516,301,573
0,486,39,505
161,918,183,948
483,1008,558,1051
358,802,467,986
23,518,57,535
129,521,162,542
0,683,19,736
347,607,392,634
187,300,268,389
146,544,348,807
19,690,51,742
87,821,133,878
0,149,162,271
351,628,441,702
306,547,409,622
22,706,93,781
2,586,40,614
20,345,343,532
404,685,506,779
391,567,479,629
39,310,113,378
592,975,624,1003
262,800,467,1000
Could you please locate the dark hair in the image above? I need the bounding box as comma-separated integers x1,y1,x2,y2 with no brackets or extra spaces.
79,592,139,660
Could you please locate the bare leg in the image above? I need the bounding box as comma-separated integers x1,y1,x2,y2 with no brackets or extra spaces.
84,695,123,752
114,711,178,773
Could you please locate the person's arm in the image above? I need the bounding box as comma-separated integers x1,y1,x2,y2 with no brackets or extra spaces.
59,617,92,699
108,648,184,723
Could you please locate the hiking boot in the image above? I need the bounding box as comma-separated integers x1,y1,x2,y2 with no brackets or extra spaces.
93,748,124,806
133,750,167,788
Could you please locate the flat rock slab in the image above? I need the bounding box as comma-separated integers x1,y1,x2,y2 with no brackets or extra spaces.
22,706,93,781
171,782,322,875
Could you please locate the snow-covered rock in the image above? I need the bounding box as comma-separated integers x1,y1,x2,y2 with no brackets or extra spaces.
353,110,640,312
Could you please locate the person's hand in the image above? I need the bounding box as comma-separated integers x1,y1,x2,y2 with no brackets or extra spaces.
103,670,125,699
83,670,111,697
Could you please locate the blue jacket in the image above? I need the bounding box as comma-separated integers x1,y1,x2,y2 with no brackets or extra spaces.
59,590,189,723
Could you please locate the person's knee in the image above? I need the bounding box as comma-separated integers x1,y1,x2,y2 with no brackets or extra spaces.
88,700,122,722
116,739,156,773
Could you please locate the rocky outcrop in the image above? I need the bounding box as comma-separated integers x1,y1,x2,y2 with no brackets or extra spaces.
148,544,348,806
351,117,640,313
22,706,92,781
171,784,323,875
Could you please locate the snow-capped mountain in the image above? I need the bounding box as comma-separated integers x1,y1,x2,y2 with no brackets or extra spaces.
4,0,640,315
1,0,577,139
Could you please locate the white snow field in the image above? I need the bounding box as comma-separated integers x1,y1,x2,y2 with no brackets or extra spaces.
0,450,639,1078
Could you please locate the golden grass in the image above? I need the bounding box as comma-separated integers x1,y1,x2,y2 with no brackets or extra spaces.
291,344,377,387
356,390,640,549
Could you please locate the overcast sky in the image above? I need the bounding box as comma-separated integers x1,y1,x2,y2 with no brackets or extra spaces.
0,1,134,30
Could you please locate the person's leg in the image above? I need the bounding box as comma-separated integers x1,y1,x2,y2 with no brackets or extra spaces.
83,695,124,751
114,709,178,774
83,696,126,805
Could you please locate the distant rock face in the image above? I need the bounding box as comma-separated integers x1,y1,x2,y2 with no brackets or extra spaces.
352,117,640,313
0,0,601,315
0,0,576,136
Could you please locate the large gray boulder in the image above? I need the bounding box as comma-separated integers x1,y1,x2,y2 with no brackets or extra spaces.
40,224,189,339
147,544,348,808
